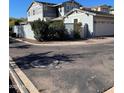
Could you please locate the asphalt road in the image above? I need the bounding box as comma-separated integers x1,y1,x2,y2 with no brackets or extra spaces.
9,38,114,93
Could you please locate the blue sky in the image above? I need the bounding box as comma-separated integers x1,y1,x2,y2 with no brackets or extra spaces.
9,0,114,18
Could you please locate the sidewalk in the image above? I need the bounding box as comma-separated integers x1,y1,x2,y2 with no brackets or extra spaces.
12,37,114,46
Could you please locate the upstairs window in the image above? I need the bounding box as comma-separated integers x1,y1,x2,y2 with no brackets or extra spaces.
74,19,78,23
28,11,30,16
66,6,70,10
33,10,35,15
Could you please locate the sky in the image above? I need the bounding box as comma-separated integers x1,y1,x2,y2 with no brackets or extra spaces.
9,0,114,18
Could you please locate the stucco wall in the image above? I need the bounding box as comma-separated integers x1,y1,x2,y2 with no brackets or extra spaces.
94,16,114,36
13,24,35,40
64,11,94,38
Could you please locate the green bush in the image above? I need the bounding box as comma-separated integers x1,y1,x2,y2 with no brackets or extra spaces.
9,26,16,37
30,19,49,41
73,31,80,39
73,22,82,39
30,20,68,41
14,20,23,25
48,21,68,40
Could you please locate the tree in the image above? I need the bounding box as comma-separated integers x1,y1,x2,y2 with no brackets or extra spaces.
9,17,27,26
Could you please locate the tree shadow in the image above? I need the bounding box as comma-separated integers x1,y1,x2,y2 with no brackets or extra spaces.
9,37,31,49
9,38,19,44
84,23,93,39
12,51,74,70
11,51,97,70
10,44,31,49
17,25,25,38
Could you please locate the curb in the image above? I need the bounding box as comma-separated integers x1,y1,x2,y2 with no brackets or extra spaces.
11,37,113,46
9,65,29,93
9,57,40,93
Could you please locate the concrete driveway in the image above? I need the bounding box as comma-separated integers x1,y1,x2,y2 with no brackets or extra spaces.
9,38,114,93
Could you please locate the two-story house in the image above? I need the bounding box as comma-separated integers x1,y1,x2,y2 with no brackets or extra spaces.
56,0,81,17
27,0,82,22
14,0,114,40
91,5,112,13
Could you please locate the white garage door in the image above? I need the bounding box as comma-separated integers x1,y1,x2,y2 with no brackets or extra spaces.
94,17,114,36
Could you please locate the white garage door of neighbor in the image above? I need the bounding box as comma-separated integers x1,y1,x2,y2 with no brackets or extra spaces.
94,20,114,36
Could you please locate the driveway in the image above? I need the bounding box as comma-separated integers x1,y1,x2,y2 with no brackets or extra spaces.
9,38,114,93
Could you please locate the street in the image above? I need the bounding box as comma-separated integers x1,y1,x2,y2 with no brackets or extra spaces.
9,38,114,93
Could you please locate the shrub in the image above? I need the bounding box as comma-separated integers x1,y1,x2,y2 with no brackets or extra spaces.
14,21,20,25
14,19,22,25
48,21,68,40
73,22,82,39
73,31,80,39
30,19,49,41
9,26,16,37
11,33,16,37
30,20,68,41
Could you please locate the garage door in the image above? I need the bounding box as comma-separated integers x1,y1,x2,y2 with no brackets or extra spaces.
94,18,114,37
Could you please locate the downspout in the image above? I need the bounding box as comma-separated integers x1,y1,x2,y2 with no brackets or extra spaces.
93,16,95,38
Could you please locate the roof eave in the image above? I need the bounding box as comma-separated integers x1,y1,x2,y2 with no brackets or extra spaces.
63,9,96,19
27,1,57,12
27,2,35,12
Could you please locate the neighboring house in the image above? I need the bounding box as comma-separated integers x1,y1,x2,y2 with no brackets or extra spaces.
56,0,81,16
91,5,112,13
27,1,57,21
64,9,114,38
13,0,114,40
27,0,82,22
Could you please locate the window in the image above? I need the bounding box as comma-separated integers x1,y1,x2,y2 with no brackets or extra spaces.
28,11,30,16
66,6,70,10
74,19,78,23
33,10,35,15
